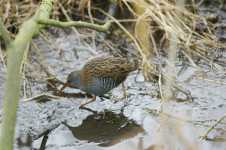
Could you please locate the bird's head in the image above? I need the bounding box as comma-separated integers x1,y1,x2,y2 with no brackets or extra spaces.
60,70,81,91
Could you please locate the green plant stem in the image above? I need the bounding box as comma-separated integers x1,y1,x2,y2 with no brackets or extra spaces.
0,1,53,150
37,19,112,32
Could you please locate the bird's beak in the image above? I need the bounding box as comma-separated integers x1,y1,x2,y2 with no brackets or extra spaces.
60,82,70,91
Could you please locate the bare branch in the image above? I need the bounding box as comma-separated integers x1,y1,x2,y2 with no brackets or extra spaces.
38,19,112,32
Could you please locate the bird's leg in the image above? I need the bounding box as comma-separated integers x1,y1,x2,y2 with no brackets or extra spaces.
79,95,96,108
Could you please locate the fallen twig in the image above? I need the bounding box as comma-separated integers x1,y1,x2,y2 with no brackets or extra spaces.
22,93,61,102
200,114,226,140
39,129,51,150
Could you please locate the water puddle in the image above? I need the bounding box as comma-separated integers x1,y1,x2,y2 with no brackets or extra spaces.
65,111,144,147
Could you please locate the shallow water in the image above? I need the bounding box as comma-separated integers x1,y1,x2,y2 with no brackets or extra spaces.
7,31,225,150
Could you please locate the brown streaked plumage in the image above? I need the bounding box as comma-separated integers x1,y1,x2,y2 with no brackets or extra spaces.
61,56,138,107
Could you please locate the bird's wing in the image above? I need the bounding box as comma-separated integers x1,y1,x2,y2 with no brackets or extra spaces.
82,57,135,79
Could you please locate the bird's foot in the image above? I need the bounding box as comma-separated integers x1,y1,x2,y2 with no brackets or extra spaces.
79,95,96,109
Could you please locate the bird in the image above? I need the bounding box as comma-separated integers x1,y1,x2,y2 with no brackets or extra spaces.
60,56,138,107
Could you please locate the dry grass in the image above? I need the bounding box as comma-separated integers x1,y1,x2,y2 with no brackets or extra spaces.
1,0,222,66
0,0,81,33
118,0,223,149
122,0,223,69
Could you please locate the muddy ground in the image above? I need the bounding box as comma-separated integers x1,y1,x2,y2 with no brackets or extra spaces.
1,1,226,150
